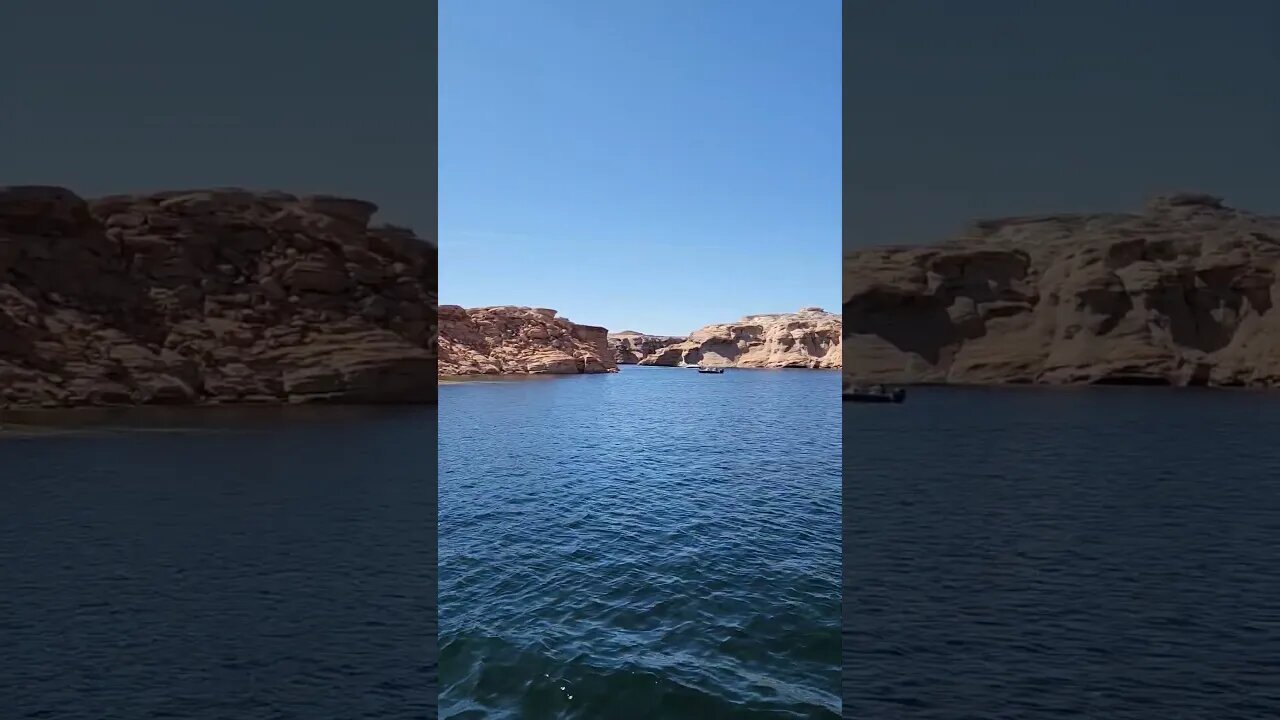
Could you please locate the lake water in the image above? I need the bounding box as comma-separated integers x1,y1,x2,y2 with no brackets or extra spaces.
439,366,842,719
844,387,1280,719
0,407,437,719
12,377,1263,718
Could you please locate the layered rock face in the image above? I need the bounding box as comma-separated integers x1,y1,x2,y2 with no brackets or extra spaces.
638,308,842,368
844,193,1280,386
607,331,685,364
0,186,437,408
438,306,617,376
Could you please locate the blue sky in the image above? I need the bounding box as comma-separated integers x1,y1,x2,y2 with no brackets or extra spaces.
439,0,841,336
845,0,1280,249
2,3,432,230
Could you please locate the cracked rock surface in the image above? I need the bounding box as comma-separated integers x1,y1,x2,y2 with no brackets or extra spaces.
0,186,437,408
438,306,616,376
637,308,841,369
607,331,686,365
843,193,1280,386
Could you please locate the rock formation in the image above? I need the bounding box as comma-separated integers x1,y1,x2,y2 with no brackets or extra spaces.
438,306,616,376
0,186,437,408
607,331,685,364
638,308,842,368
844,192,1280,386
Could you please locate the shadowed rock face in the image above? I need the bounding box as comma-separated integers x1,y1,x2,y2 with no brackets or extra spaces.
843,193,1280,386
638,308,842,368
438,306,617,376
607,331,686,364
0,186,437,408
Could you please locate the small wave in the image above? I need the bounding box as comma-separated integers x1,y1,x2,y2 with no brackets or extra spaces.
440,635,838,719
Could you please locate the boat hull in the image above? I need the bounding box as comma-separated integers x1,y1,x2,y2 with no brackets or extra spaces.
842,389,906,403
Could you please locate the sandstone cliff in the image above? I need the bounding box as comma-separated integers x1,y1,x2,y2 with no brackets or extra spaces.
607,331,685,364
438,306,617,376
638,308,842,368
0,186,437,408
844,193,1280,386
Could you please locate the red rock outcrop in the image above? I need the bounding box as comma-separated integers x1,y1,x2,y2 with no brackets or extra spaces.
638,308,842,368
607,331,685,364
0,186,437,408
438,306,617,376
844,193,1280,386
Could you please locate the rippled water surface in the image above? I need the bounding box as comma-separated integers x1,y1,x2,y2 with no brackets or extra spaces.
1,407,437,719
439,366,842,719
845,387,1280,719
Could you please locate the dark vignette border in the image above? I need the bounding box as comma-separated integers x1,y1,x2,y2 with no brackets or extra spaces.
0,1,440,717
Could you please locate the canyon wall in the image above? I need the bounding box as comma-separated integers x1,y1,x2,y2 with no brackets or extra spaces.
608,331,686,364
439,306,617,376
0,186,437,408
638,308,842,368
843,193,1280,386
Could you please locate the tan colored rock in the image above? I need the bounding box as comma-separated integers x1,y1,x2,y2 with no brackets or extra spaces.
275,330,436,403
607,331,686,364
438,306,618,377
0,186,96,236
0,186,436,408
843,192,1280,386
299,195,378,227
281,254,350,293
637,308,842,368
523,350,581,374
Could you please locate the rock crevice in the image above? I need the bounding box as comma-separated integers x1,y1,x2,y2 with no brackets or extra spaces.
0,186,437,408
637,308,842,368
438,306,617,376
843,193,1280,386
608,331,686,364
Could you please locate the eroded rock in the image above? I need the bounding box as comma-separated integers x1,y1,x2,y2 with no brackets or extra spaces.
607,331,686,364
0,186,437,408
636,309,842,368
438,306,618,376
843,193,1280,386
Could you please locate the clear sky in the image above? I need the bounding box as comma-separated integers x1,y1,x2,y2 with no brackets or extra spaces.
846,0,1280,250
440,0,841,336
2,2,434,230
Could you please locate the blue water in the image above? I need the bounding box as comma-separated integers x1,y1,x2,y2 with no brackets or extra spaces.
439,366,842,719
845,387,1280,719
0,407,437,719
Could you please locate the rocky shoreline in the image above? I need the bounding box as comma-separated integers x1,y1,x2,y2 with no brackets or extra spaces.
438,305,615,376
844,193,1280,387
437,306,843,378
608,331,686,365
634,308,841,369
0,186,437,409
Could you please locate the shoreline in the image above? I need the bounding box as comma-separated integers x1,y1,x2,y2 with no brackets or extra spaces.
439,365,842,383
0,403,437,435
846,380,1279,391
